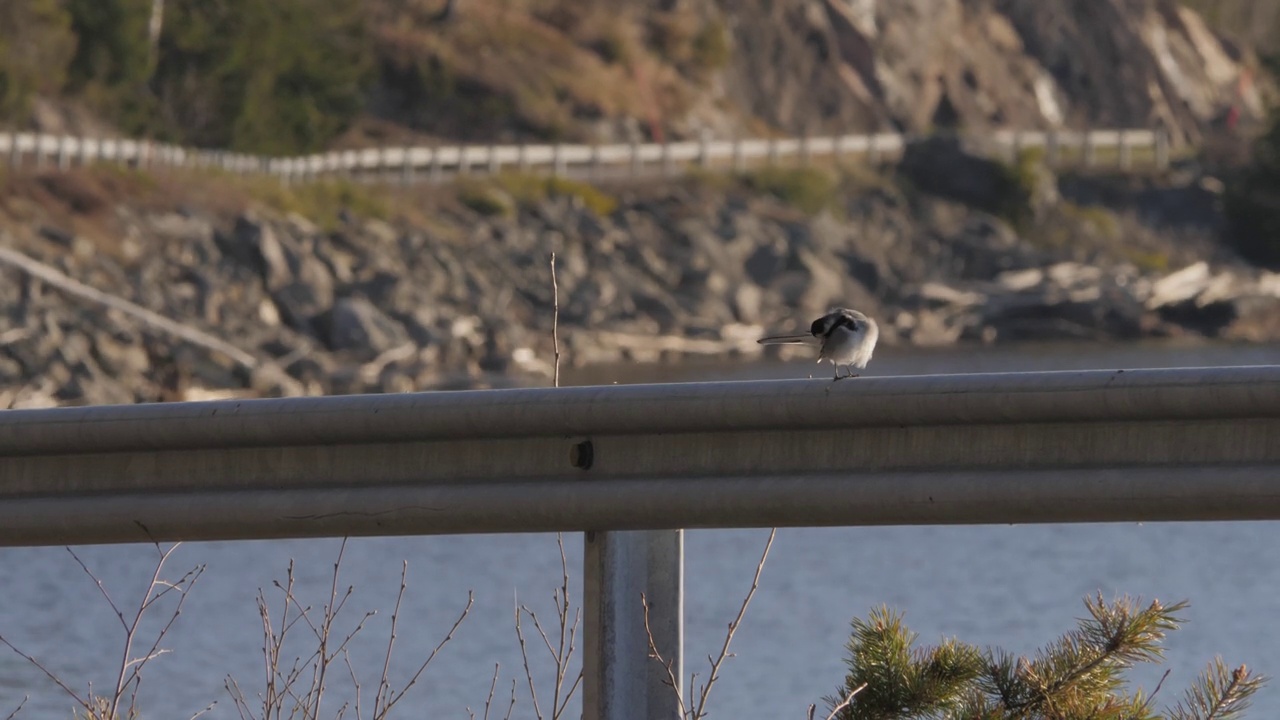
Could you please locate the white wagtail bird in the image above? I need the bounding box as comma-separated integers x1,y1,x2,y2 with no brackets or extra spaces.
758,308,879,380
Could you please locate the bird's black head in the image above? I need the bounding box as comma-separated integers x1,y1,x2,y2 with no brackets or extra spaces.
813,310,864,337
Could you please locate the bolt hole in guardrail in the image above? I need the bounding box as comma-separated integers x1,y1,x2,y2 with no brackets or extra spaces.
572,440,595,470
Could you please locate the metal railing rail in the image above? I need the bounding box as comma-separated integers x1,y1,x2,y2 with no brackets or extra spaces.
2,366,1279,543
2,365,1276,720
0,126,1171,184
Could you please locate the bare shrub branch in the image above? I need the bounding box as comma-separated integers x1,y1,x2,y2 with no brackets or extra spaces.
1,543,202,719
516,533,582,720
2,697,26,720
225,538,472,720
808,682,867,720
645,528,776,720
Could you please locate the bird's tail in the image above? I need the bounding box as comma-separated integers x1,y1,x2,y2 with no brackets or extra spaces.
757,334,817,346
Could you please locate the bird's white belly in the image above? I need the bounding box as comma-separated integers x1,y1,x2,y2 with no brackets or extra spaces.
819,327,874,368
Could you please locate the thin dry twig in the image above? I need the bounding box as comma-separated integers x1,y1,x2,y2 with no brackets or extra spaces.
808,682,867,720
227,545,364,720
187,700,218,719
375,589,473,719
312,537,351,717
476,662,501,720
550,252,560,388
2,697,26,720
515,533,583,720
645,528,777,720
1135,667,1173,717
375,559,410,712
118,546,204,714
695,527,775,715
643,593,690,719
342,649,364,720
2,544,202,719
504,678,519,720
228,538,474,720
0,636,88,713
515,593,545,720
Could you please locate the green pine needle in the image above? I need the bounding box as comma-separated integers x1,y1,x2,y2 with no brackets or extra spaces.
829,595,1265,720
1168,659,1266,720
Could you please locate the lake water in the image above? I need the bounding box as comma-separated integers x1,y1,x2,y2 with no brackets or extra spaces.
1,339,1279,719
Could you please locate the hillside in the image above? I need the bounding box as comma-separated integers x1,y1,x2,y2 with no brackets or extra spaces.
4,0,1280,409
0,0,1271,154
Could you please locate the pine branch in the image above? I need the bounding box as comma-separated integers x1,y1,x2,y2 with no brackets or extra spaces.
831,607,982,720
1009,595,1186,716
831,595,1262,720
1168,659,1265,720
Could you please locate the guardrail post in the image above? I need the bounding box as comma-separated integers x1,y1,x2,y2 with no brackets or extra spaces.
630,139,642,178
488,143,501,175
34,134,47,169
800,131,811,167
698,131,711,169
56,136,70,170
583,529,684,720
1118,130,1132,170
732,134,745,173
767,136,779,166
1045,131,1060,167
78,136,92,167
1155,127,1170,170
1083,130,1097,168
661,140,673,177
430,146,443,183
590,144,602,181
401,146,415,186
554,143,567,178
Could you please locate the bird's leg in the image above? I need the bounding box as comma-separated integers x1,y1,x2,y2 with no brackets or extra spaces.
834,365,861,381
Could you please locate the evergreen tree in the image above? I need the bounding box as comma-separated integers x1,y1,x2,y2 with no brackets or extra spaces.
0,0,74,121
150,0,372,154
830,595,1264,720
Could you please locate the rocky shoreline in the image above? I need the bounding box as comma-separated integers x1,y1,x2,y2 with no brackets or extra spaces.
1,162,1278,409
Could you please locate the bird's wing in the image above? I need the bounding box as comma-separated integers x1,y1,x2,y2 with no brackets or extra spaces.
757,334,818,346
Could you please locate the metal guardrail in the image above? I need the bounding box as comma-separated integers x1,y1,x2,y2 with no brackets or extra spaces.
0,126,1170,184
2,365,1275,719
2,365,1276,544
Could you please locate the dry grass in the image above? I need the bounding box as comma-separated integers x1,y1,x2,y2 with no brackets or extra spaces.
372,0,703,140
0,164,455,252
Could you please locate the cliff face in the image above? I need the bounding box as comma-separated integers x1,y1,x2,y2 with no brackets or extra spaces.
354,0,1268,148
715,0,1262,145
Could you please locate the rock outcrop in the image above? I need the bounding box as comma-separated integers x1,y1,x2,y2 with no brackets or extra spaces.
2,156,1278,409
716,0,1261,145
